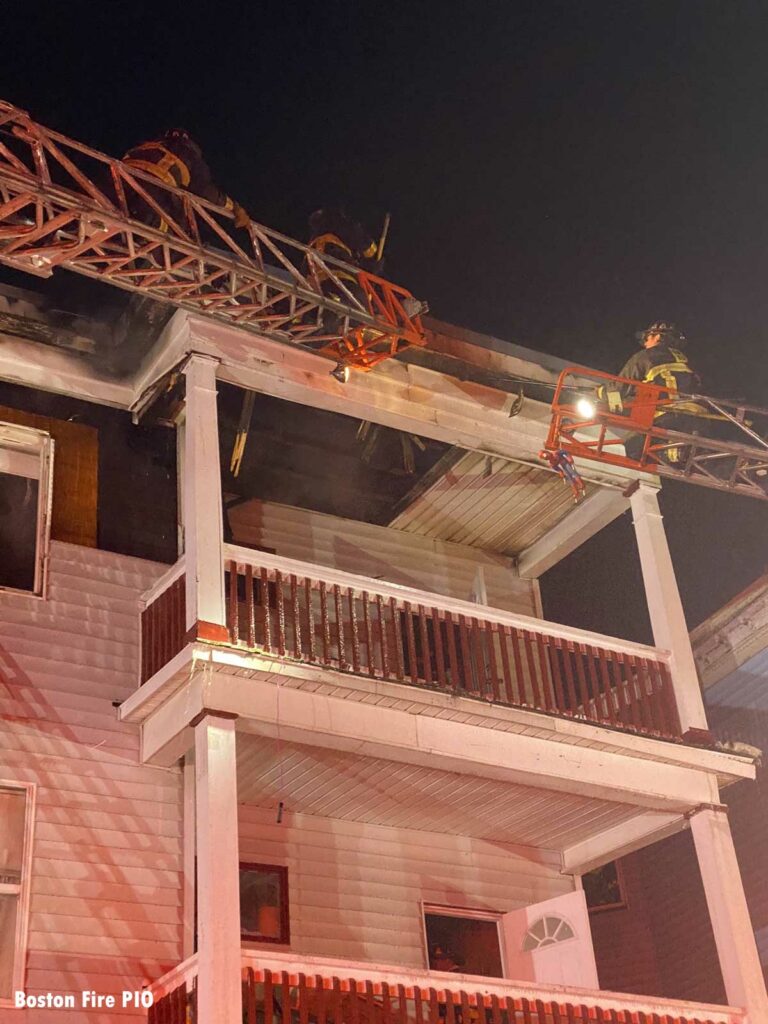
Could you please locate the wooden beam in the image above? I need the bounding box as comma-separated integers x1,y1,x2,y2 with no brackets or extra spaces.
140,669,720,810
185,316,643,490
517,487,629,578
561,810,685,874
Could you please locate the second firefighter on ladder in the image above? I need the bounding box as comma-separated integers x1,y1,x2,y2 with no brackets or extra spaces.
608,321,711,463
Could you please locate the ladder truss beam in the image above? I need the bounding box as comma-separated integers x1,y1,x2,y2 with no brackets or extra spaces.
0,101,425,371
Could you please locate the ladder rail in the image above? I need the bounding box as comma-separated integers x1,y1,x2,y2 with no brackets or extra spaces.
0,100,426,366
546,366,768,502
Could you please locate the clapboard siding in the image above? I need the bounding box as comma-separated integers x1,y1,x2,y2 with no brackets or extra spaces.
0,541,184,1020
238,804,570,968
229,500,538,616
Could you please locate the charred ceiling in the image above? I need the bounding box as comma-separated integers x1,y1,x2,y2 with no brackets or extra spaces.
218,383,454,528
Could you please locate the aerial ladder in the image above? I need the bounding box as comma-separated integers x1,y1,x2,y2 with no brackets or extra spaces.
0,101,766,502
0,100,426,375
543,367,768,503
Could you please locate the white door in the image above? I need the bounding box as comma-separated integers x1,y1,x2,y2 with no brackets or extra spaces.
500,889,599,988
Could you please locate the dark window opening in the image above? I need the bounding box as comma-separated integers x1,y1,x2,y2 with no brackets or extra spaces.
584,861,626,912
425,911,503,978
240,863,290,944
0,472,38,591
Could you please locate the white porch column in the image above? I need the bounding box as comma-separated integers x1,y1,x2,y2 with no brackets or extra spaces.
690,806,768,1021
194,713,241,1024
629,482,708,733
182,354,226,632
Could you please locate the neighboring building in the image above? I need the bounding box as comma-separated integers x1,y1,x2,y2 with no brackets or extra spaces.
590,574,768,1006
0,282,765,1024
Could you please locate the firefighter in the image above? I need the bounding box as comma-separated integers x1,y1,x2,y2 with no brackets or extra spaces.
123,129,250,231
612,321,710,464
304,208,380,337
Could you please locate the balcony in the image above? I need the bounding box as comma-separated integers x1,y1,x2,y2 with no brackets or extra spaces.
147,950,744,1024
140,545,683,742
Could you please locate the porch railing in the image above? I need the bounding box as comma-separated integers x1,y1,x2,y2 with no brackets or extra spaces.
140,559,186,684
148,951,744,1024
223,545,682,741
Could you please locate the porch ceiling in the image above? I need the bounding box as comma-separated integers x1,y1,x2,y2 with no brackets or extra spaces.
235,732,641,851
388,451,593,555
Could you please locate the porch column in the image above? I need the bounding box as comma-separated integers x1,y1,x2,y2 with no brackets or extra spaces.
629,482,708,733
194,713,241,1024
690,806,768,1021
181,354,226,632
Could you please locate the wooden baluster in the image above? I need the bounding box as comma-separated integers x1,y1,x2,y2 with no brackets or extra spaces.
397,983,408,1024
418,605,433,684
260,567,272,652
623,654,647,732
290,574,302,658
264,970,273,1024
319,581,331,665
490,994,503,1024
275,570,286,657
381,982,392,1024
498,625,515,704
573,643,593,719
544,635,566,713
348,978,360,1024
228,562,239,644
508,626,527,705
244,966,257,1024
245,564,255,647
281,971,292,1024
595,645,619,726
471,618,487,696
298,974,309,1024
313,978,325,1024
445,611,460,690
331,976,343,1024
427,988,440,1024
611,652,634,728
364,981,377,1024
333,584,347,668
404,601,419,683
431,608,446,689
522,629,544,708
362,591,375,676
585,645,606,722
460,990,472,1024
377,594,390,678
348,587,360,673
457,614,473,693
534,631,555,711
444,988,456,1024
305,578,316,663
391,597,405,681
413,986,425,1024
486,623,501,701
634,655,656,732
658,659,681,737
558,639,578,713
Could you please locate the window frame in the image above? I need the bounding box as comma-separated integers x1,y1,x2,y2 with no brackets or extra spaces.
583,859,628,914
421,902,505,975
0,422,54,598
239,861,290,946
0,780,36,1008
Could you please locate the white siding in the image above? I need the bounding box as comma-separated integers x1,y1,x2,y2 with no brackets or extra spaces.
228,501,537,616
238,804,571,968
0,542,183,1020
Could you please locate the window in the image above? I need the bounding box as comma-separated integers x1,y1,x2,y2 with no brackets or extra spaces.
521,915,574,951
583,861,626,913
0,783,35,1005
239,863,289,944
424,907,503,978
0,422,53,595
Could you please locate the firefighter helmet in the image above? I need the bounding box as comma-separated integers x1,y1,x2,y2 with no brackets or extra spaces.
636,321,686,346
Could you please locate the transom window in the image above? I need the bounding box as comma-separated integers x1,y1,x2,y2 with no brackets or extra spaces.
522,915,575,951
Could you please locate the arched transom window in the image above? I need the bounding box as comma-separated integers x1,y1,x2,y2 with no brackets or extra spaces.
522,915,575,951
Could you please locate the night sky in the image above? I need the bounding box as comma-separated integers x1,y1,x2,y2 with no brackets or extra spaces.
3,1,768,639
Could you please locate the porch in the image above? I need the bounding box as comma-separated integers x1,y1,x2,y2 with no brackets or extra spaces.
148,950,745,1024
